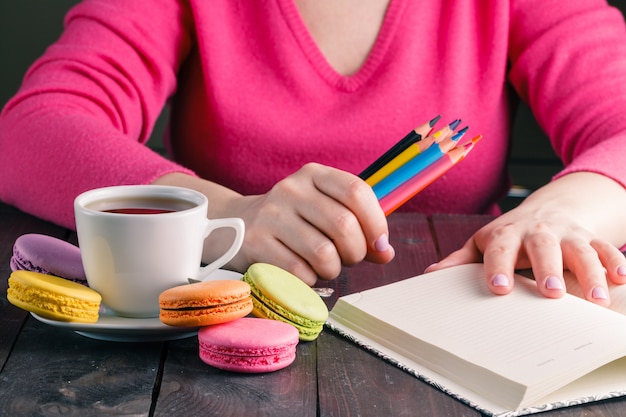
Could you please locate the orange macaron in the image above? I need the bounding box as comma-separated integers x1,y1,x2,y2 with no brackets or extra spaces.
159,280,253,327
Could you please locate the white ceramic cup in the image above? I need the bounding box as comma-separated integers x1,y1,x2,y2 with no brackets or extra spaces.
74,185,245,318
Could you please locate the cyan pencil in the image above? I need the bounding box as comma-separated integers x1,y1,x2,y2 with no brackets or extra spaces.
372,126,469,200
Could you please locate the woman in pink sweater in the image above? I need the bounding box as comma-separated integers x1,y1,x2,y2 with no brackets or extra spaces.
1,0,626,304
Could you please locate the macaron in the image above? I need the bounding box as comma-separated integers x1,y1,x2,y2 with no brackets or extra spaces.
7,270,102,323
159,280,253,327
242,263,329,341
198,317,299,373
11,233,87,283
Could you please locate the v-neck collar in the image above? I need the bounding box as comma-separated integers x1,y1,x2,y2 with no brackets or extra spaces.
276,0,408,92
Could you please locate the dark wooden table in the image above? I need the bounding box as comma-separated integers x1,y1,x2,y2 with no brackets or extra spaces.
2,200,626,416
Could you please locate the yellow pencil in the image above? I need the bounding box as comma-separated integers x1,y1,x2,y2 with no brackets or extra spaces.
365,136,435,186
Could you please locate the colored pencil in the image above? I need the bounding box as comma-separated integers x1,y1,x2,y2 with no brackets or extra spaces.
365,121,462,187
365,136,436,186
380,136,481,215
358,115,442,180
372,126,469,200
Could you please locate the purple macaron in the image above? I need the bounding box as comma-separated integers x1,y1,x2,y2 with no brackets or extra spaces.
10,233,87,282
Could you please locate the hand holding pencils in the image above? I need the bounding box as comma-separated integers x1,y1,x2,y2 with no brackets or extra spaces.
359,116,482,216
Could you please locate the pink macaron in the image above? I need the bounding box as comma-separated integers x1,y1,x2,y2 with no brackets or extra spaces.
198,317,299,373
10,234,87,283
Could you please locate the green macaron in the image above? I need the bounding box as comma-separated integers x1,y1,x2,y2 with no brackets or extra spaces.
242,263,329,341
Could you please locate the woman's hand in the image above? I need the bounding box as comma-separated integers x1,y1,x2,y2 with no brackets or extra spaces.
427,172,626,306
154,164,395,286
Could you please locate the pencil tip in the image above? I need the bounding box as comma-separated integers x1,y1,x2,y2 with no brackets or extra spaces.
449,119,462,130
429,115,442,127
452,126,469,140
471,134,483,143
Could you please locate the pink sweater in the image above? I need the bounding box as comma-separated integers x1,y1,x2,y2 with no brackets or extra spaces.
2,0,626,229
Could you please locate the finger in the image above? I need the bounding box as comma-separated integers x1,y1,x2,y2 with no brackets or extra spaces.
523,229,566,299
590,239,626,285
269,211,343,281
480,223,523,296
308,164,392,259
249,239,320,286
562,238,610,306
425,238,483,273
296,196,367,265
227,224,321,286
364,234,396,264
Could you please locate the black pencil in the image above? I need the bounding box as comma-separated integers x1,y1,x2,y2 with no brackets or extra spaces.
358,115,442,180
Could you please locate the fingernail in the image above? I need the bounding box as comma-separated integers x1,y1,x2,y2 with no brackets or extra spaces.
618,265,626,276
545,276,564,290
492,274,510,287
374,234,389,252
592,287,608,300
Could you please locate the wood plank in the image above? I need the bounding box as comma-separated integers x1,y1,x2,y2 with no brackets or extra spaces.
154,335,317,417
0,316,163,416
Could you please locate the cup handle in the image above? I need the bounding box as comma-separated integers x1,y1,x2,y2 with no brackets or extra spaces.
195,217,245,281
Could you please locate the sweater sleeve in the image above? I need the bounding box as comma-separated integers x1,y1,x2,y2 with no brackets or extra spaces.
0,0,197,229
508,0,626,187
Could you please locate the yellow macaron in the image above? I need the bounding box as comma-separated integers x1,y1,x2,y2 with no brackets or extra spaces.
7,270,102,323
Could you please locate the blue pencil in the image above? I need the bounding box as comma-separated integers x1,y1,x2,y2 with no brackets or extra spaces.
372,127,469,199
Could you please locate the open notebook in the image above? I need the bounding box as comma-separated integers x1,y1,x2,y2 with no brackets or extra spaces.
326,263,626,416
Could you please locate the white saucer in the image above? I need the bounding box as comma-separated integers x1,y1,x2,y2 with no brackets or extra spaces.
30,269,243,342
31,310,198,342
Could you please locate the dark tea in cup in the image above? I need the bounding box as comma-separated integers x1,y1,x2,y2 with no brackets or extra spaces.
103,208,176,214
86,196,197,214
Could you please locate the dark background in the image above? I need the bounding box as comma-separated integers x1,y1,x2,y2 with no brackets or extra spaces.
2,0,625,210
